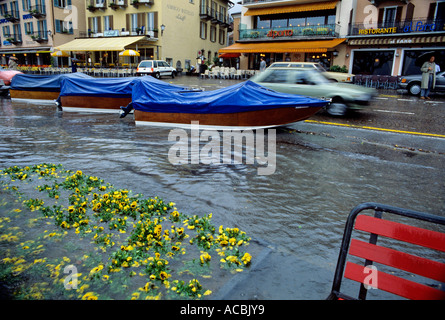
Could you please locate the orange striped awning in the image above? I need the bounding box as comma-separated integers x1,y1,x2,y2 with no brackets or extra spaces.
244,1,338,16
219,39,346,54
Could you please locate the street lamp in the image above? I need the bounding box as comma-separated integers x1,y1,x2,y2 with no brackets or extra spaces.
160,24,165,36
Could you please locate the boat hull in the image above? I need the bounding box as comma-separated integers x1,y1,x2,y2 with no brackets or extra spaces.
134,106,322,129
60,96,132,112
10,90,60,100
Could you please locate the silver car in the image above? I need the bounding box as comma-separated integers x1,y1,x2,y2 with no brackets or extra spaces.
398,71,445,95
251,67,376,116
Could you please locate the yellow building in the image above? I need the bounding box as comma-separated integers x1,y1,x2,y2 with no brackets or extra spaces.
57,0,233,72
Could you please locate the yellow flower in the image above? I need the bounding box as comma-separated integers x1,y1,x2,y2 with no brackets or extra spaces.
204,290,212,296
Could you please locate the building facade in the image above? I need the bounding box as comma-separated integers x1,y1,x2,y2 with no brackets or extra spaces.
56,0,232,71
0,0,85,66
220,0,354,70
347,0,445,76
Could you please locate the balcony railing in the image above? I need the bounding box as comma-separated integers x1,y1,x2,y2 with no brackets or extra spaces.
2,10,20,22
348,18,445,36
239,24,338,41
27,31,48,42
5,34,22,44
131,0,154,8
87,0,107,12
28,5,46,18
109,0,127,9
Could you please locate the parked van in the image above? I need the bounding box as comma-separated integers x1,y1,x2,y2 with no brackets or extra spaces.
136,60,177,78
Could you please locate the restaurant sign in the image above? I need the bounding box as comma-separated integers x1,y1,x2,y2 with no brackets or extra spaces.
357,21,440,36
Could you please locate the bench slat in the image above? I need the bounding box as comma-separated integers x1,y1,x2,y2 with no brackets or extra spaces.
355,215,445,252
349,239,445,282
344,262,445,300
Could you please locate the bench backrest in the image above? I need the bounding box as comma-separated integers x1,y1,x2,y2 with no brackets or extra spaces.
329,203,445,300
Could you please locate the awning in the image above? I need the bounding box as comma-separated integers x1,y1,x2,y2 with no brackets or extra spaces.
56,36,146,52
244,1,338,16
219,39,346,54
348,35,445,46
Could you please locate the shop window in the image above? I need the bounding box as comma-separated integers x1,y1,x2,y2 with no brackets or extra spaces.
352,50,394,75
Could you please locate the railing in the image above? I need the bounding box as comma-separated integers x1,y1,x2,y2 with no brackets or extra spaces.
2,10,20,22
28,5,46,17
27,31,48,42
239,24,338,41
348,18,445,36
5,33,22,44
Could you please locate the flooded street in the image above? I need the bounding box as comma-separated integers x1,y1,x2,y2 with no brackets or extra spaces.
1,77,444,300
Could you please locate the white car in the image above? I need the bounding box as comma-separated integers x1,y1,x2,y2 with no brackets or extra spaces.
136,60,177,78
269,62,354,83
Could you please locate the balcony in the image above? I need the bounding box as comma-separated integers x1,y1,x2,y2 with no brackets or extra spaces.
28,31,48,43
239,24,338,41
87,0,107,12
5,34,22,45
348,18,445,37
200,5,212,20
131,0,154,8
2,10,20,22
109,0,127,10
28,5,46,18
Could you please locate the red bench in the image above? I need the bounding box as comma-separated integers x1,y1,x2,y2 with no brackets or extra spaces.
328,202,445,300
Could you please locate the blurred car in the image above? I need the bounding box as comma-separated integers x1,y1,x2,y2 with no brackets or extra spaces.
251,67,376,116
136,60,177,78
398,71,445,95
268,62,354,83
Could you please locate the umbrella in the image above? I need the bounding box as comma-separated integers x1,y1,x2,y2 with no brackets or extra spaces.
51,50,70,57
119,49,140,57
9,56,18,60
415,51,436,67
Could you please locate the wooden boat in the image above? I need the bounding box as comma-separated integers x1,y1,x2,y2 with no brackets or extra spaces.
10,73,92,102
59,76,186,113
132,80,328,129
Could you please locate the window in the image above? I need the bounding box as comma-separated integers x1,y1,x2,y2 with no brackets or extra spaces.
261,69,289,83
24,22,33,34
219,29,225,45
22,0,31,11
104,16,113,30
54,0,71,8
200,21,207,39
147,12,157,31
2,25,10,37
383,6,397,27
210,25,216,42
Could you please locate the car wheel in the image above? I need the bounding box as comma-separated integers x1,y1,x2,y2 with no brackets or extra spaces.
327,98,347,116
171,71,175,79
155,73,161,79
407,82,421,95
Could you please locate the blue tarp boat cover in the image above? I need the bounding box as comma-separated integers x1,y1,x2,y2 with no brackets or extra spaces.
132,80,327,114
59,76,187,98
10,72,92,92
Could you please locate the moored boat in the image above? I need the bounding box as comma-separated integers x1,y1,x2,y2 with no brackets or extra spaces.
59,76,188,113
132,80,328,129
10,73,92,102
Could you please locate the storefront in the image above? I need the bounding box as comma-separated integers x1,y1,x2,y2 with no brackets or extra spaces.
348,35,445,76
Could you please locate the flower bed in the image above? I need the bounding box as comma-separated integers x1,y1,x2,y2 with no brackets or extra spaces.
0,164,254,300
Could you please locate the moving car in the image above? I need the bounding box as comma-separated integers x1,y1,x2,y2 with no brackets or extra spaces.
250,66,376,116
268,62,354,83
136,60,177,78
398,71,445,95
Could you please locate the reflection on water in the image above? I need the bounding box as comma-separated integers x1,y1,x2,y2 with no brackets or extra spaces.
1,97,444,299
